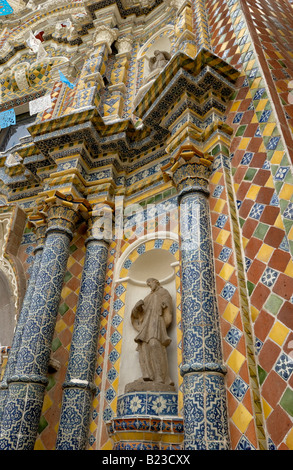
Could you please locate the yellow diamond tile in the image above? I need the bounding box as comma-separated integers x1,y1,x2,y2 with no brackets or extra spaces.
230,101,241,113
223,303,239,323
270,151,285,164
232,403,253,433
227,349,246,373
211,171,223,184
262,123,276,136
216,229,230,245
246,184,260,200
213,199,226,213
34,439,45,450
238,137,250,150
219,263,234,281
269,321,289,346
256,243,274,262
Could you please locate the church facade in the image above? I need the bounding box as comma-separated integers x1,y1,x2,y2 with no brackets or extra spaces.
0,0,292,451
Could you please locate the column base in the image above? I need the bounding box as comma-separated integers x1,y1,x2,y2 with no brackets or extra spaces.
106,392,184,450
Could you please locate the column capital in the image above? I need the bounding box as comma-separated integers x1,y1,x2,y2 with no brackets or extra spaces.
93,25,118,50
162,145,214,196
44,191,91,239
87,202,113,244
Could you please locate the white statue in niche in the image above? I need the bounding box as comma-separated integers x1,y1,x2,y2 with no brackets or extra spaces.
146,50,171,73
125,278,175,393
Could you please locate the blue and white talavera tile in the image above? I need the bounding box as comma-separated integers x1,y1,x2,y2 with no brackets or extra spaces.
116,392,178,417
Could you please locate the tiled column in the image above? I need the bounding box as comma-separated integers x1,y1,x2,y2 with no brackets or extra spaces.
0,193,89,450
0,215,46,422
56,208,110,450
163,148,230,450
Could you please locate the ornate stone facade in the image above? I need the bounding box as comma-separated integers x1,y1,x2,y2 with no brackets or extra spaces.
0,0,292,452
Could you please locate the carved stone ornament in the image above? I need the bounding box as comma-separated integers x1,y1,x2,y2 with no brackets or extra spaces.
116,36,133,55
93,25,118,49
125,278,175,393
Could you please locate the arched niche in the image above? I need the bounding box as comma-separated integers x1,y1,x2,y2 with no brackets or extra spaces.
133,27,175,110
115,238,180,396
0,269,17,347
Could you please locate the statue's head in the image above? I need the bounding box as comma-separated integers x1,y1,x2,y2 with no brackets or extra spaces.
146,278,160,290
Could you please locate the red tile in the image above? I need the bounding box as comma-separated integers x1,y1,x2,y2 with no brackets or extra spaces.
255,187,275,205
264,226,285,248
250,282,271,310
268,249,291,272
273,273,293,301
258,339,281,372
239,199,254,218
252,169,270,186
254,309,275,342
242,218,258,238
244,237,263,259
260,205,280,225
261,370,286,408
247,258,266,284
266,406,292,446
278,302,293,330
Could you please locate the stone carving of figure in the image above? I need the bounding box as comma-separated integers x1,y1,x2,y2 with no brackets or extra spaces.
126,278,175,393
147,50,171,73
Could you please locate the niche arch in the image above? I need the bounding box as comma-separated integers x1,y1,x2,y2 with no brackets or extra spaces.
113,235,182,397
133,27,175,110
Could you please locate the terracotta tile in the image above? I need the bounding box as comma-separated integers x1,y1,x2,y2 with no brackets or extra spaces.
245,419,258,449
239,199,254,218
253,169,271,186
268,249,291,272
255,187,275,204
260,205,280,225
250,282,271,311
278,302,293,330
236,181,251,200
264,226,285,248
266,406,292,446
242,218,259,238
258,339,281,372
247,258,266,284
250,153,267,168
244,237,263,260
254,309,275,342
261,370,287,408
273,273,293,301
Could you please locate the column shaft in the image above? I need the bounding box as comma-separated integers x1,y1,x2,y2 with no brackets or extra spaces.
0,221,46,422
0,199,81,450
179,190,229,449
56,238,108,449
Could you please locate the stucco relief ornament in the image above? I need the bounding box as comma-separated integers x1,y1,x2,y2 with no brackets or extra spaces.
93,25,118,49
125,278,175,393
116,36,133,56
